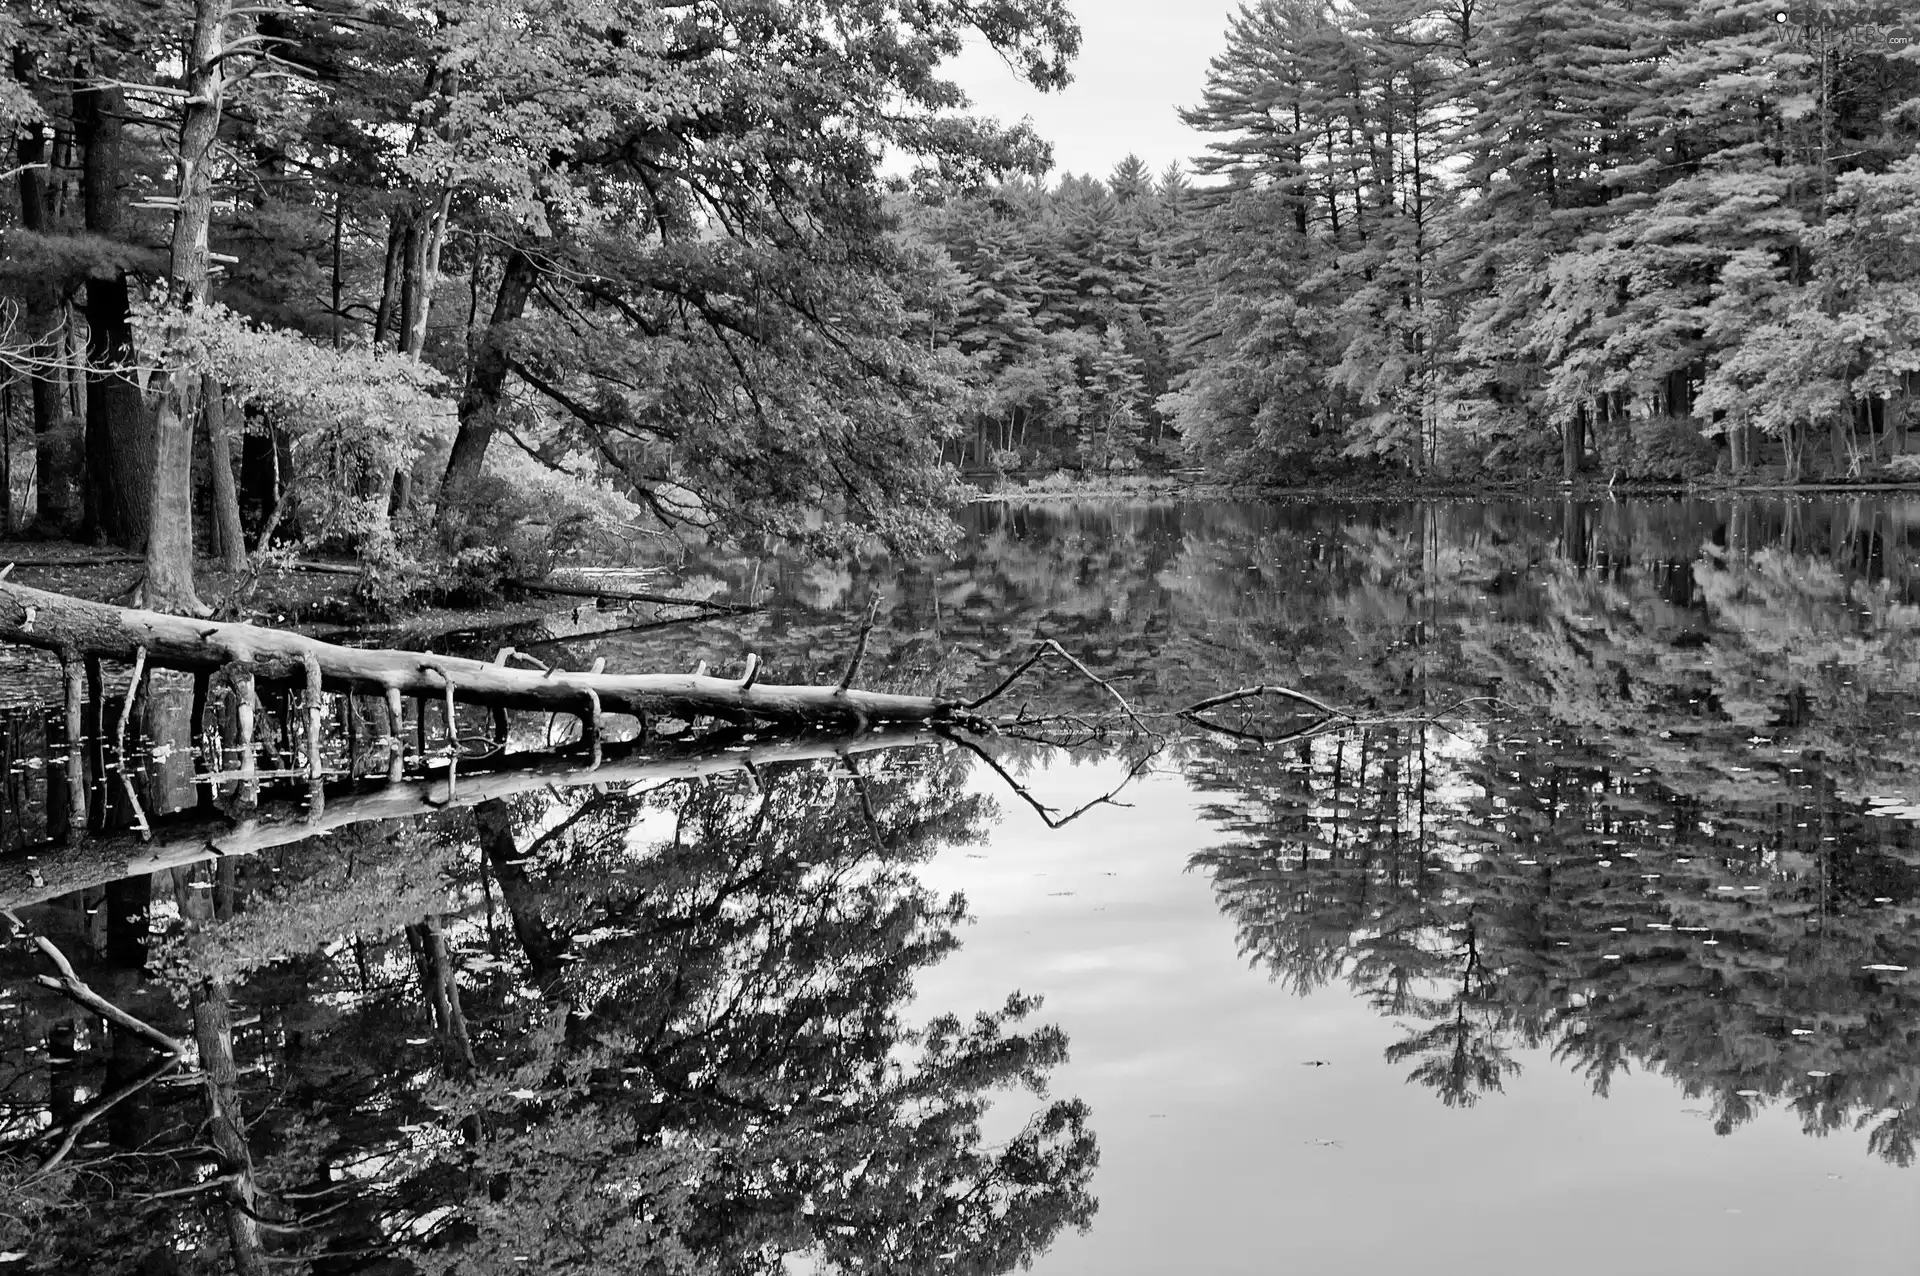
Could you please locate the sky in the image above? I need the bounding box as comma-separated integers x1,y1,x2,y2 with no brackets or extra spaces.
945,0,1248,183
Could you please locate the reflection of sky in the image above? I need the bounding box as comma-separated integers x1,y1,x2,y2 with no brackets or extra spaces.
913,755,1918,1276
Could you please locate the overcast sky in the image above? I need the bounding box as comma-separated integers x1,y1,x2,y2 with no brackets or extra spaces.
946,1,1247,183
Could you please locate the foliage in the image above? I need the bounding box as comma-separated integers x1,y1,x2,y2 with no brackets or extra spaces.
0,0,1083,570
1160,0,1920,483
899,161,1185,476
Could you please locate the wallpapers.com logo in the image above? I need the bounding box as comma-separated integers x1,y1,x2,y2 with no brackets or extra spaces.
1772,3,1915,44
1772,7,1914,49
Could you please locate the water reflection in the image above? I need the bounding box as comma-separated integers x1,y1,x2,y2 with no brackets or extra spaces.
706,494,1920,1162
6,493,1920,1270
0,731,1097,1271
1189,722,1920,1156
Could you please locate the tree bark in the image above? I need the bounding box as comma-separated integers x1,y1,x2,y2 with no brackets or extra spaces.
103,870,152,972
192,978,271,1276
1562,405,1586,479
372,211,406,346
395,60,460,360
74,73,151,547
12,63,77,531
205,377,248,571
0,577,975,726
146,382,205,611
475,798,569,989
143,0,230,615
79,271,149,546
443,249,537,488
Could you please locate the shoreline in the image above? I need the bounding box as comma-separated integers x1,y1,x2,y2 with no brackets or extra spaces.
974,471,1920,504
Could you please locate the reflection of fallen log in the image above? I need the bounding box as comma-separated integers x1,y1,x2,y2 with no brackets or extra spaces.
0,729,944,910
0,578,973,731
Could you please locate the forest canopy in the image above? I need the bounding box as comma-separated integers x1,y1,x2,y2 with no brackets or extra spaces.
908,0,1920,489
1159,0,1920,485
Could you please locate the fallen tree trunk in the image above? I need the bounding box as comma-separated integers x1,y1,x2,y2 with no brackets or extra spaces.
0,578,972,729
0,728,943,910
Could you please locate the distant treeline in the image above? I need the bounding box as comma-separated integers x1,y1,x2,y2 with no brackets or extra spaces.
908,0,1920,486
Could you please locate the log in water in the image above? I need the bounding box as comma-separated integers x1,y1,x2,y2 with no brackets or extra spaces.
0,578,977,730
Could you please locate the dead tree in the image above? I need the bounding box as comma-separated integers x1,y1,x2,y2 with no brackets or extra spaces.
0,578,983,734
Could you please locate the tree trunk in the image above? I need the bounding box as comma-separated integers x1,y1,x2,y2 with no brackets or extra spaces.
205,377,247,571
399,191,453,358
146,382,205,612
13,83,77,532
0,576,981,730
1562,406,1586,479
73,74,151,546
143,0,230,615
103,871,152,972
79,271,150,547
192,978,271,1276
443,250,537,489
1562,499,1589,566
475,798,569,989
409,914,478,1065
31,342,74,530
1666,367,1690,418
372,212,406,347
1612,391,1632,477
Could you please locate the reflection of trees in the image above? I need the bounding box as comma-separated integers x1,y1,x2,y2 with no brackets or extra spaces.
1,745,1096,1272
1192,717,1920,1161
1085,493,1920,1157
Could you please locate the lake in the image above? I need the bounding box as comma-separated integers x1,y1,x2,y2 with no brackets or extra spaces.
4,495,1919,1274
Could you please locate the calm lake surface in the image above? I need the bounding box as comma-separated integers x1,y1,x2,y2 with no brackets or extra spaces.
4,496,1920,1274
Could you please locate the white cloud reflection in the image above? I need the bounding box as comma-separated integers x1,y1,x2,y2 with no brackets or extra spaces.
911,754,1916,1276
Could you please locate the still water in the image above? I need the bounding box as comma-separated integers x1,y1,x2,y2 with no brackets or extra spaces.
3,497,1919,1274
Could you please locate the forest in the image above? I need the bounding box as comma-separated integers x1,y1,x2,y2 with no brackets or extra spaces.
12,0,1920,1266
918,0,1920,486
8,0,1920,619
0,0,1081,614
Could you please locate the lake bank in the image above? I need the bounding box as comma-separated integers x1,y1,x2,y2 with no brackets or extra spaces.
982,468,1920,504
